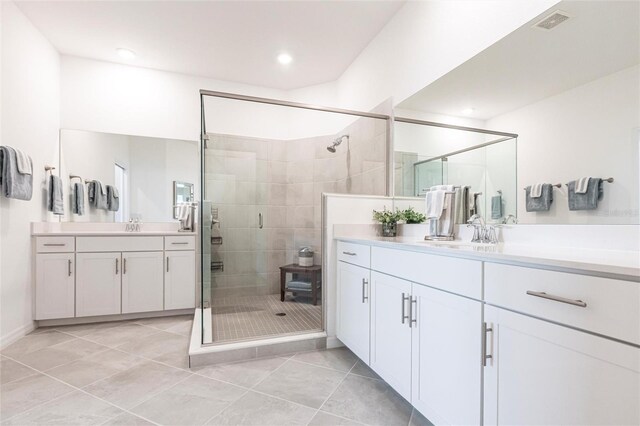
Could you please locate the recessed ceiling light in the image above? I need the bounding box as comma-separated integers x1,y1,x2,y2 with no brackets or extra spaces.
462,108,475,115
277,53,292,65
116,48,136,60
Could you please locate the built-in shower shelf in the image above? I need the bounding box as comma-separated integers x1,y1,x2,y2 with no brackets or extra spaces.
211,236,223,245
211,261,224,272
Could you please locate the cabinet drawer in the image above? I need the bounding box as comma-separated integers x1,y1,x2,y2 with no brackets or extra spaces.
36,236,75,253
76,236,163,252
371,247,482,299
337,241,370,268
165,235,196,250
485,263,640,345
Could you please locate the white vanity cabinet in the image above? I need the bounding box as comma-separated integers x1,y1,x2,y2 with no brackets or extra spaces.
370,271,412,400
165,250,196,310
337,254,371,363
76,252,123,317
35,252,75,320
411,283,482,425
122,251,165,313
483,305,639,426
33,233,197,322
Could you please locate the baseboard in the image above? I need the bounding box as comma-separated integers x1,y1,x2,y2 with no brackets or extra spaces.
0,321,36,350
37,309,194,327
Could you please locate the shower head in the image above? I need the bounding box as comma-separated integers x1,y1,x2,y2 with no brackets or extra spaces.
326,134,349,153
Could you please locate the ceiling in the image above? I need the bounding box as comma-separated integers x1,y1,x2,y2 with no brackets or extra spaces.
398,0,640,120
16,0,405,90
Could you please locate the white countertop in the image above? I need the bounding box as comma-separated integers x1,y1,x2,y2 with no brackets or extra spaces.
32,231,195,237
336,236,640,281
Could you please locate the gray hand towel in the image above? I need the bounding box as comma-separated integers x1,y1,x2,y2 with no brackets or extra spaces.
567,178,603,211
0,146,33,200
525,184,553,212
88,180,108,210
491,195,503,219
107,185,119,212
73,182,85,215
47,175,64,215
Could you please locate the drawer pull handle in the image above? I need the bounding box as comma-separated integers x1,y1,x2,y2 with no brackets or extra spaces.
167,257,170,272
362,278,368,303
115,258,119,275
342,251,356,256
172,242,189,245
401,293,410,324
43,243,65,247
68,259,72,276
123,258,127,275
526,291,587,308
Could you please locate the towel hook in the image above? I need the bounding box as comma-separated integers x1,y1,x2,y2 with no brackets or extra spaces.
69,174,82,181
44,165,56,175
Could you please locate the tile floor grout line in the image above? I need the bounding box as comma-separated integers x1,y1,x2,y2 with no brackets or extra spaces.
310,361,363,426
281,356,361,375
0,353,163,426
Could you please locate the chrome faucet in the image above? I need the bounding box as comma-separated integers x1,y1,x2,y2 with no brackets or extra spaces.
502,214,518,224
467,214,498,244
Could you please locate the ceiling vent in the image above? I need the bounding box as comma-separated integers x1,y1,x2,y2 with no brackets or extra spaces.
533,10,571,31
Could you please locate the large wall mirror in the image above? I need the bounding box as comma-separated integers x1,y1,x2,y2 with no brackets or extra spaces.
394,119,517,223
59,129,199,223
394,0,639,225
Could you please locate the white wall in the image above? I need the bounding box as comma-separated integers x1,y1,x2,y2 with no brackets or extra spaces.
487,65,640,225
0,2,60,347
336,0,559,111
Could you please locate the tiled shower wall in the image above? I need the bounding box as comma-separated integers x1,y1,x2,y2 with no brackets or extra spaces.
205,115,386,298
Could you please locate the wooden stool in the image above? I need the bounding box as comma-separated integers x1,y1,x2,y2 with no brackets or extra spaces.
279,264,322,305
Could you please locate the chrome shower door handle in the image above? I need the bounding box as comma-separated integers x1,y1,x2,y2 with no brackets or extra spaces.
362,278,368,303
401,293,410,324
258,213,263,229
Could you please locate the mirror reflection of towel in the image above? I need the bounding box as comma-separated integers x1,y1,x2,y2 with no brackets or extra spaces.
72,182,85,215
107,185,119,212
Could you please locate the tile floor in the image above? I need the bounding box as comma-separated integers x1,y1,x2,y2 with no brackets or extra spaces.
210,294,322,343
1,316,431,426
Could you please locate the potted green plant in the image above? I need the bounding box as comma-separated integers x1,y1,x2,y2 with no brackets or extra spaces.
401,207,426,224
372,207,403,237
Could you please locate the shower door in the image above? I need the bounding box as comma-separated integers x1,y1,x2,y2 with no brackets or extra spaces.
202,134,272,343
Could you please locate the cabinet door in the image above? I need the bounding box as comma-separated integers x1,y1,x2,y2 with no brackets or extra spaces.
165,250,196,310
35,253,75,320
484,306,640,426
76,252,122,317
337,261,370,363
122,251,164,313
370,271,412,400
411,284,482,425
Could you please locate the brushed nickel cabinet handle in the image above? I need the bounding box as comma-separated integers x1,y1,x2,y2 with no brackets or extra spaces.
526,291,587,308
115,258,119,275
361,278,368,303
166,256,169,272
68,259,72,276
44,243,65,247
410,296,417,328
401,293,410,324
342,251,356,256
172,242,189,245
123,258,127,275
482,322,493,367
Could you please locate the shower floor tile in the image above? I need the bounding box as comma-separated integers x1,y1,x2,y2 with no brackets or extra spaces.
210,294,322,343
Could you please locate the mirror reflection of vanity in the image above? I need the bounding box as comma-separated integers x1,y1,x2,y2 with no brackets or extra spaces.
59,129,199,223
393,0,639,225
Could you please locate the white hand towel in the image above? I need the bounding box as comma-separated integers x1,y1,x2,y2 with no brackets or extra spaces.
530,183,544,198
14,149,32,175
575,177,590,194
425,190,447,219
177,203,190,221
